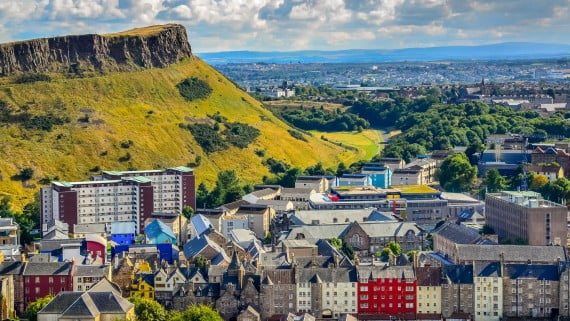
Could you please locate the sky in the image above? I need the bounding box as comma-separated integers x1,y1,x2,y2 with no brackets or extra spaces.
0,0,569,53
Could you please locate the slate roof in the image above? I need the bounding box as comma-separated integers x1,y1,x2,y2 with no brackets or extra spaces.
475,262,502,277
357,265,415,280
23,262,73,276
248,188,278,198
0,261,24,275
285,221,421,243
442,265,473,284
40,238,84,252
290,208,394,225
39,291,133,317
75,265,108,277
183,235,224,259
415,266,442,286
433,221,481,244
454,244,566,263
218,200,250,211
296,267,357,283
506,264,559,280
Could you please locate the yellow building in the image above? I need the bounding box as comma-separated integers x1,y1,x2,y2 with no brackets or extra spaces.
131,273,155,299
416,266,442,315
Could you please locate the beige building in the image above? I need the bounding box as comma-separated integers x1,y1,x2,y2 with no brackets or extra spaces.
474,262,503,321
486,191,567,246
392,158,437,186
281,239,318,259
235,204,276,238
416,266,442,315
295,176,329,193
73,265,111,292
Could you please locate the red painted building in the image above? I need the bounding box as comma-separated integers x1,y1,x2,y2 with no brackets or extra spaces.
22,262,75,305
85,234,107,264
357,265,417,317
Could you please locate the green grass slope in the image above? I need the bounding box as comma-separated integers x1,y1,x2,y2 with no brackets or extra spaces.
0,57,368,209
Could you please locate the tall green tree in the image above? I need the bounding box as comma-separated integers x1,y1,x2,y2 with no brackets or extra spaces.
170,305,224,321
196,183,209,208
483,169,507,193
26,294,54,321
129,296,168,321
437,153,477,192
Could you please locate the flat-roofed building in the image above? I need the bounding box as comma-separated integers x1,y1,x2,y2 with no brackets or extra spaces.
486,191,567,245
41,167,196,234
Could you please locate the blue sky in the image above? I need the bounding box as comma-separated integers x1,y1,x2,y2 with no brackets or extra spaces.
0,0,569,53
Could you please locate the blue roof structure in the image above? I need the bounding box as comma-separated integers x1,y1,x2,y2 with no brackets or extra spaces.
111,222,136,235
145,220,176,245
367,210,394,222
481,150,530,164
191,214,214,237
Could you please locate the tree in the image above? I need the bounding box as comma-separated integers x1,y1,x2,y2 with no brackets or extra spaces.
530,173,549,191
386,241,402,256
170,305,224,321
484,169,507,193
465,143,485,164
196,183,209,209
193,255,210,268
129,296,168,321
437,153,477,192
306,162,326,175
328,238,342,249
336,162,348,176
26,294,54,321
182,206,194,220
18,167,34,181
341,241,355,260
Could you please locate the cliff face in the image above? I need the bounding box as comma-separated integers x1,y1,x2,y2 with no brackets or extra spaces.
0,24,192,76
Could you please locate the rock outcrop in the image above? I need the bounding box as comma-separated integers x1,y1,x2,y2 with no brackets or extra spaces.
0,24,192,76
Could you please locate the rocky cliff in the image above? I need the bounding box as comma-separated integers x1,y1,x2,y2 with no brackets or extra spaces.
0,24,192,76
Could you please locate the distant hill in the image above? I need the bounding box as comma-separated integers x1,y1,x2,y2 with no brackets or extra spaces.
198,42,570,64
0,25,366,209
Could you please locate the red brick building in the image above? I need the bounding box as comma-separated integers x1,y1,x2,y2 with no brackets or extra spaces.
357,265,416,318
22,262,75,304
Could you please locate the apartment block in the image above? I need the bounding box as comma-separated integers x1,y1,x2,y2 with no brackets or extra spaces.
41,167,196,234
485,191,567,246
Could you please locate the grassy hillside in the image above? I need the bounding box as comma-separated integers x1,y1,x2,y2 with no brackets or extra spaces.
312,129,383,161
0,57,370,209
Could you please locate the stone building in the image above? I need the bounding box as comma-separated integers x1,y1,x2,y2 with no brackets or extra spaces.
441,265,474,318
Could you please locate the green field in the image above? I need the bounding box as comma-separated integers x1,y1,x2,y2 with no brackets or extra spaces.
312,129,383,162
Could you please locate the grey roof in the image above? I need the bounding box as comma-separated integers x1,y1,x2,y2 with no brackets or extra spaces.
285,221,421,243
290,208,394,225
248,188,278,198
281,187,315,194
0,261,24,275
23,262,73,276
357,265,415,279
0,218,16,227
75,265,108,277
506,264,559,280
218,200,250,211
454,244,566,263
39,292,84,314
111,221,136,235
40,238,84,252
39,291,133,317
474,262,502,277
481,150,530,164
296,267,357,283
433,221,481,245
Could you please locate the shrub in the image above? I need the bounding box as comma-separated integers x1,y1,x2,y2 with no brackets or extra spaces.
177,77,212,101
288,129,307,142
187,124,228,153
263,157,290,174
18,167,34,181
120,140,134,149
22,114,70,131
14,73,51,84
119,152,131,162
223,122,260,148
